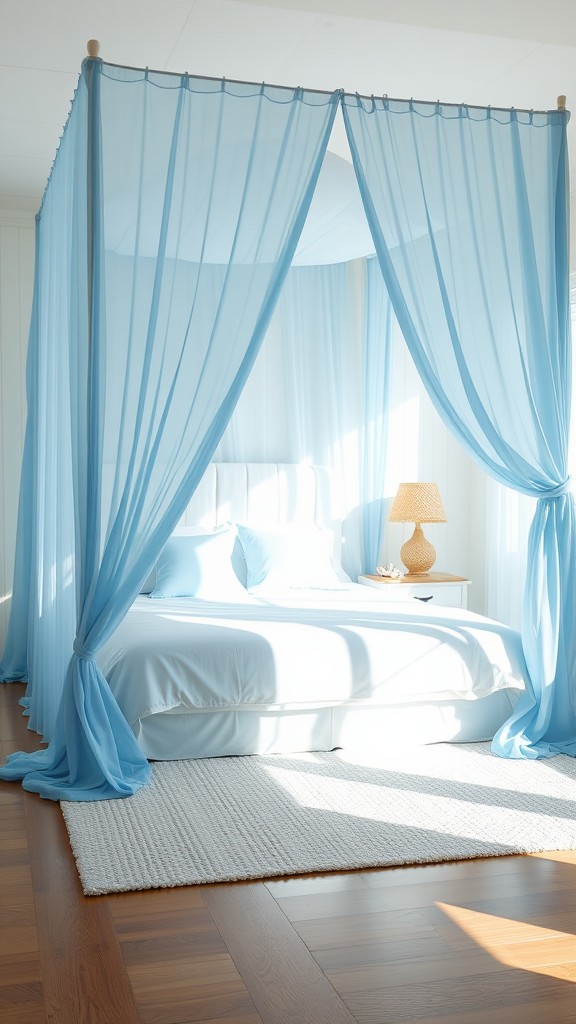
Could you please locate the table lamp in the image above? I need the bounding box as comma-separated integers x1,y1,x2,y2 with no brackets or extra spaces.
388,482,447,575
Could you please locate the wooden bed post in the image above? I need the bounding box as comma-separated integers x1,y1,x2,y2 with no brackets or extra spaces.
557,95,567,110
87,39,101,59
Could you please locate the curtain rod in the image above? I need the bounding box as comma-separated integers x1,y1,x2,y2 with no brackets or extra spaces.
86,39,337,97
85,40,568,114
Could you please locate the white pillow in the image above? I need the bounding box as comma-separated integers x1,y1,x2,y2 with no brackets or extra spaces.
236,522,344,592
149,525,247,600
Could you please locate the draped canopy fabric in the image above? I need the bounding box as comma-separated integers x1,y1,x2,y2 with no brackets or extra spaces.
0,59,339,799
0,56,573,800
342,94,575,757
215,255,393,576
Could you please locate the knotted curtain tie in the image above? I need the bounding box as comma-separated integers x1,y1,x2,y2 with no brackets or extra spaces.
72,638,96,661
541,477,572,499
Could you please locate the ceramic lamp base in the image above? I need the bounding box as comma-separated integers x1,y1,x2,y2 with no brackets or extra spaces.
400,524,436,576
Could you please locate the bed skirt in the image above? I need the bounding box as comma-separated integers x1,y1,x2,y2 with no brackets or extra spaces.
134,689,518,761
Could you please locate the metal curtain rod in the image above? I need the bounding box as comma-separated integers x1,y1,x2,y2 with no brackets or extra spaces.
85,40,568,114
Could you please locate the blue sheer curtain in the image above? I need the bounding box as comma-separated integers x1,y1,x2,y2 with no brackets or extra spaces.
0,58,338,799
343,95,575,757
215,256,394,575
362,256,393,573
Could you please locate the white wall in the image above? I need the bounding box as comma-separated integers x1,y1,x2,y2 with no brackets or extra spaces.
0,213,35,652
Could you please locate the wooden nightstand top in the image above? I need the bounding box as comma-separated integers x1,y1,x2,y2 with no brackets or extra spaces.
360,572,470,585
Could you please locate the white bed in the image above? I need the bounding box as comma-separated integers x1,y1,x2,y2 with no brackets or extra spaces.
98,464,526,759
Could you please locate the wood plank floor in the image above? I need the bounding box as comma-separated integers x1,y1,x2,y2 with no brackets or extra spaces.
2,681,576,1023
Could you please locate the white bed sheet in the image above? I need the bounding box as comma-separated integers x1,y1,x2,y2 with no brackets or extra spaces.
98,584,527,734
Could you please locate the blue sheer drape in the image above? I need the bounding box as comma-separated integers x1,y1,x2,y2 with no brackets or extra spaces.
0,59,338,799
343,95,575,757
215,255,394,575
362,256,393,572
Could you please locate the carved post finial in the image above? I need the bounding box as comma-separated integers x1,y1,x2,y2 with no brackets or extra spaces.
87,39,101,59
557,94,567,110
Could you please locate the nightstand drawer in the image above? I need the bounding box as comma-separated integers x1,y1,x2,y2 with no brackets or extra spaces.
358,574,470,609
408,585,463,606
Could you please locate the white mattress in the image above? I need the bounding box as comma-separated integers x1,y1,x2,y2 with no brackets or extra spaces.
99,585,527,737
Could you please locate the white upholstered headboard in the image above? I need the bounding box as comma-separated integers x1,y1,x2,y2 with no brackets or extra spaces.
179,462,344,562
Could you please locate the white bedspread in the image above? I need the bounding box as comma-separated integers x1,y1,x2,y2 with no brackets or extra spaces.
98,585,527,729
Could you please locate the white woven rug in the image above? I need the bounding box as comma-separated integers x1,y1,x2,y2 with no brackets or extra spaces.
61,742,576,895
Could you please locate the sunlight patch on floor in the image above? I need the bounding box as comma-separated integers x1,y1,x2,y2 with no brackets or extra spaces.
436,899,576,980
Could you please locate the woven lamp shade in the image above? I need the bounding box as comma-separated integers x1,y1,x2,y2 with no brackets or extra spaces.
388,483,447,524
388,483,447,575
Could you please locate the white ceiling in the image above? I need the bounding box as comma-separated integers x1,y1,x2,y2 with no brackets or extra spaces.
1,0,576,213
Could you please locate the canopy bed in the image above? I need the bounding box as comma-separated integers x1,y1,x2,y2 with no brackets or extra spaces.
0,42,573,801
98,461,525,760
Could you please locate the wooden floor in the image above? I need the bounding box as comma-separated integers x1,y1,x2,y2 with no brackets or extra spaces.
2,683,576,1024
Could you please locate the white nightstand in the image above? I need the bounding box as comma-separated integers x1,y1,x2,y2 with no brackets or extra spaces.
358,572,471,609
